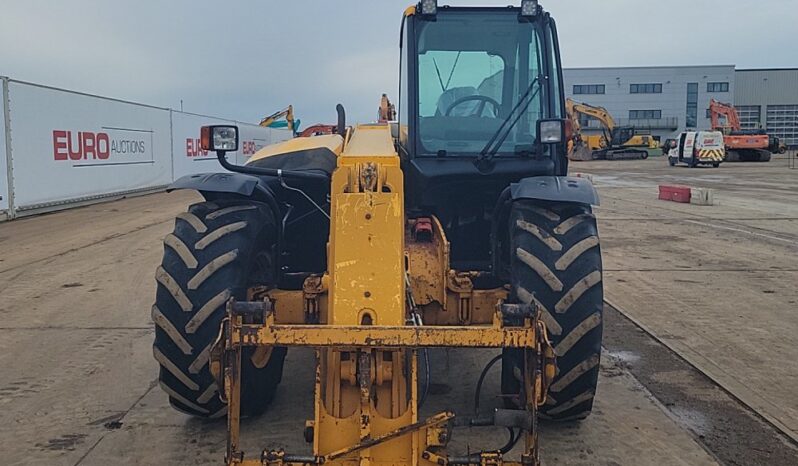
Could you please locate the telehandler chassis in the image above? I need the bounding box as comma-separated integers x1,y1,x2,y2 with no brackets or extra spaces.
205,125,557,466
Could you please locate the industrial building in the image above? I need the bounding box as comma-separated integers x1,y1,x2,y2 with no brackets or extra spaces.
564,65,798,146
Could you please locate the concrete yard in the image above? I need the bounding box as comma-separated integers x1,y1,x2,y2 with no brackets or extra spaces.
1,156,797,465
578,155,798,444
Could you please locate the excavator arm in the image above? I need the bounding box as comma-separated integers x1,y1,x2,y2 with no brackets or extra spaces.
709,99,742,132
260,105,297,133
565,98,618,161
566,98,616,136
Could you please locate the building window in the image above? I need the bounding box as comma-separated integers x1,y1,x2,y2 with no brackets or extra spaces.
766,105,798,146
707,82,729,92
573,84,605,95
737,105,762,130
630,83,662,94
686,83,698,127
629,110,662,119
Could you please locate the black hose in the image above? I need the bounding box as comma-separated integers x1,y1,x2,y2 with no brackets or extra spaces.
474,353,504,416
419,348,431,408
498,427,520,454
468,353,522,456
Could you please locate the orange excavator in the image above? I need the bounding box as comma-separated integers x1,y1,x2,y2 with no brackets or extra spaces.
709,99,771,162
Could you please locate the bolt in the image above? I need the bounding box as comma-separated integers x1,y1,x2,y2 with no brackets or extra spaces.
422,452,430,460
364,291,371,298
365,213,372,220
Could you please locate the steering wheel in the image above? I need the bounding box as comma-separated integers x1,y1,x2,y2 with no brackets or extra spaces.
444,95,500,117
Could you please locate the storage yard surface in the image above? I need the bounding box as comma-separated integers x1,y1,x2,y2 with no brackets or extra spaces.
1,157,797,465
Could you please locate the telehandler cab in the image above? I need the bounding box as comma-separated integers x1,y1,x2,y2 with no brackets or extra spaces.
152,2,603,465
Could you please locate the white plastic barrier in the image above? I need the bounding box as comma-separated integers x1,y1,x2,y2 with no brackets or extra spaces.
171,112,291,179
7,80,173,211
0,79,9,215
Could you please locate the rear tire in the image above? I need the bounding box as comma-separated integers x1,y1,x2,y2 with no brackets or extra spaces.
501,200,603,420
712,163,720,168
668,157,676,167
153,200,287,418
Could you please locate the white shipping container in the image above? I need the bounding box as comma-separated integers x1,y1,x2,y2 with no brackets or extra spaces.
8,80,173,210
0,79,10,214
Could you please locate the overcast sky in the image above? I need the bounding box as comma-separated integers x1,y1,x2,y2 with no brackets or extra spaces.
1,0,796,125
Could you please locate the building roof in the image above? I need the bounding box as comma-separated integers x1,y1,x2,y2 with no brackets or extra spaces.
563,64,735,71
736,68,798,72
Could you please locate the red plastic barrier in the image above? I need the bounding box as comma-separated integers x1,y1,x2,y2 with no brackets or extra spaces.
658,185,691,203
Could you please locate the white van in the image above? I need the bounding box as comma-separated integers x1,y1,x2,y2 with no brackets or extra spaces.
667,131,725,168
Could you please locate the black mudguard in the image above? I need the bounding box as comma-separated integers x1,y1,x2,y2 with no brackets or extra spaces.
510,176,599,206
168,172,271,199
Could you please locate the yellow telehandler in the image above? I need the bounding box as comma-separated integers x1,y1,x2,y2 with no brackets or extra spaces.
152,2,603,465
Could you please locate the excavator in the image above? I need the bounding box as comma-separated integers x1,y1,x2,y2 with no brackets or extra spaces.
259,106,341,138
709,99,771,162
154,3,604,466
566,98,653,161
261,96,395,139
260,105,299,134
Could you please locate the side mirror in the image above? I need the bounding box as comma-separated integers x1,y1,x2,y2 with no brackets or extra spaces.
200,125,239,153
537,119,565,144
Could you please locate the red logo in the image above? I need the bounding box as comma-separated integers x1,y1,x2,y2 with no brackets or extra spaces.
53,130,110,160
186,138,209,157
242,140,258,156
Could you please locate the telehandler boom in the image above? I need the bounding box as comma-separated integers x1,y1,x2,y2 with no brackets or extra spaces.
152,3,604,465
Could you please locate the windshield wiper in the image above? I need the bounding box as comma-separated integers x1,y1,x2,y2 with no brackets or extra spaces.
476,74,543,169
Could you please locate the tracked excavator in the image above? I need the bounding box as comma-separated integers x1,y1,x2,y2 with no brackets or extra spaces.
152,3,603,465
565,98,651,161
709,99,771,162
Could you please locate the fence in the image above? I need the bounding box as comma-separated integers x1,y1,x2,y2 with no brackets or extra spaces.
0,77,290,220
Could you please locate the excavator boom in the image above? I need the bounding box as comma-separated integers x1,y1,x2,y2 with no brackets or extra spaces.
260,105,296,132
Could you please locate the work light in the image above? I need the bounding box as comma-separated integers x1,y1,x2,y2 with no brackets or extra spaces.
418,0,437,16
520,0,541,17
200,125,239,152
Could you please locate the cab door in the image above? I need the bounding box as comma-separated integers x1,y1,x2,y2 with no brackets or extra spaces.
683,132,697,160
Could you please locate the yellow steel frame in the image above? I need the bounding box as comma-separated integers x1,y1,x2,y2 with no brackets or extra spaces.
216,124,554,466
